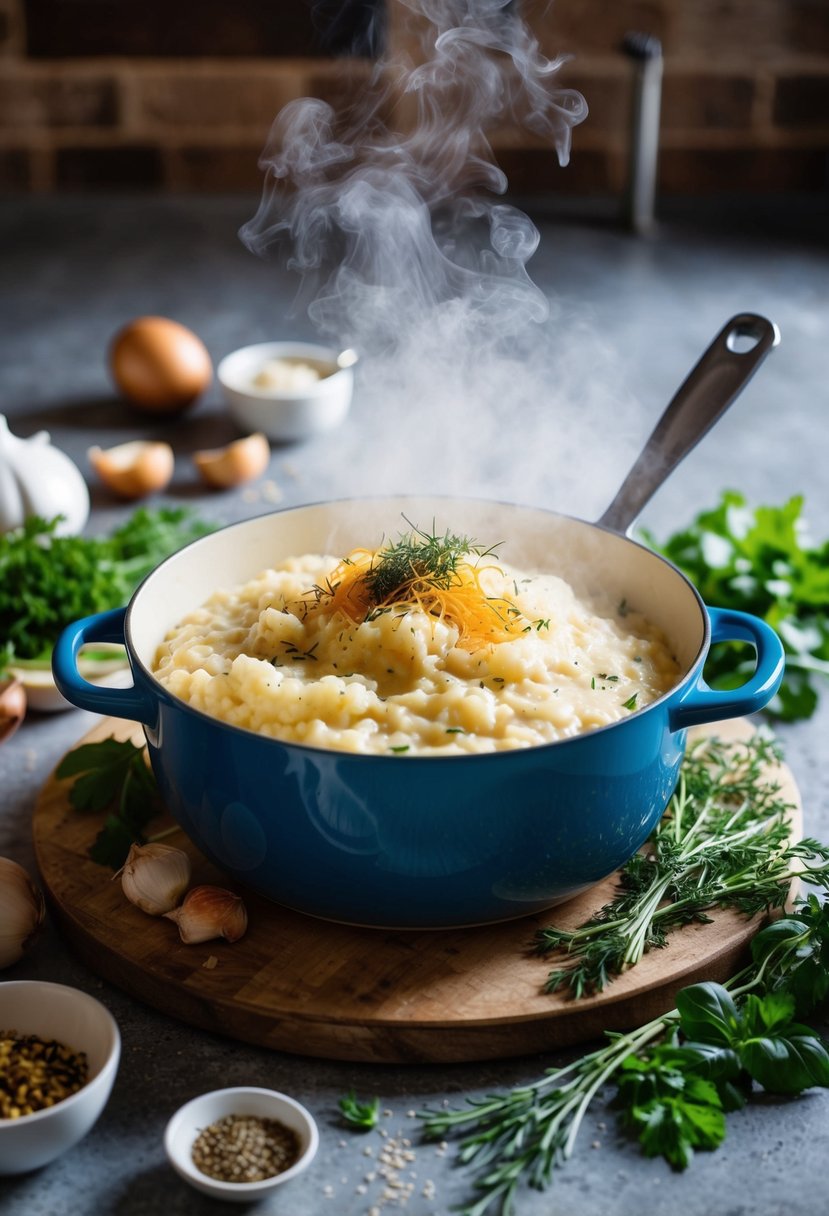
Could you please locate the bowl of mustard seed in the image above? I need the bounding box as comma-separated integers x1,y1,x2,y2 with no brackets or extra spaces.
0,981,121,1175
164,1086,319,1202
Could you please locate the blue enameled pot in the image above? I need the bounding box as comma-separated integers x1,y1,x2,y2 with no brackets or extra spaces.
53,496,785,929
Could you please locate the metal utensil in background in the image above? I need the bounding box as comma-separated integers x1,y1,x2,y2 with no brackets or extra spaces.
599,314,781,533
622,32,664,234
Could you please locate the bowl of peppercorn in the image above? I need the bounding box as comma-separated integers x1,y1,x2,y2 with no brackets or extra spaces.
0,980,121,1175
164,1086,319,1202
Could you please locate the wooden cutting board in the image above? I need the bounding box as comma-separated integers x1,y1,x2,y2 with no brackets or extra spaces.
33,717,802,1064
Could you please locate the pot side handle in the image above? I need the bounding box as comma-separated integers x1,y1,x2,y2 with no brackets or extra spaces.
52,607,157,726
669,606,785,731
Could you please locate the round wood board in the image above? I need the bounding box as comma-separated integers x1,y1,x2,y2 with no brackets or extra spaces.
33,718,802,1064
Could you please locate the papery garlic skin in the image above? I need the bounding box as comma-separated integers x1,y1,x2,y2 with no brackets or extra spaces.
164,885,247,944
194,432,269,489
88,440,174,500
0,857,45,969
121,842,192,915
0,415,90,535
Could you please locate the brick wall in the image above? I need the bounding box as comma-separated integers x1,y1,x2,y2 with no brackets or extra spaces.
0,0,826,193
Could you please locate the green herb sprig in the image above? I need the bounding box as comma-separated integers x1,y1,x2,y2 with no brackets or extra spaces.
0,507,213,673
643,491,829,721
533,733,827,999
419,898,829,1215
56,737,165,868
339,1091,381,1131
362,522,498,607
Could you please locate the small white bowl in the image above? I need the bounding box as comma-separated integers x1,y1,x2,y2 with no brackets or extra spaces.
164,1086,319,1202
0,981,121,1175
217,341,355,442
17,644,130,714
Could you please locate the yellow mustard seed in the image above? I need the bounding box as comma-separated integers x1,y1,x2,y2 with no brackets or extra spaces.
0,1032,88,1119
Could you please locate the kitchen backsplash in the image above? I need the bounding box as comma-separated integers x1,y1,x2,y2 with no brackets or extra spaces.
0,0,826,193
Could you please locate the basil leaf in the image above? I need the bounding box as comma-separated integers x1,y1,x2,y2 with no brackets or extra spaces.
677,983,740,1046
675,1041,741,1082
740,1030,829,1095
750,917,810,966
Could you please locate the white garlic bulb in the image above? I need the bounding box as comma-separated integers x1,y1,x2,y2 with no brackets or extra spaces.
0,856,45,969
121,842,192,916
0,414,90,535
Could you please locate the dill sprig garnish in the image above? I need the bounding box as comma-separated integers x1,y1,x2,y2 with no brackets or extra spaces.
534,733,817,999
298,520,526,650
360,522,497,606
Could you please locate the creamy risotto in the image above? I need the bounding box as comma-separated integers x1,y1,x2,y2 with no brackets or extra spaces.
152,532,680,756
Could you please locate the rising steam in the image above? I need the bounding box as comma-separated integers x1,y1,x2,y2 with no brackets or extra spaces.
241,1,642,519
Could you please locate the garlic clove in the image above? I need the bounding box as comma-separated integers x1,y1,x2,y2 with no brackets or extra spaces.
88,440,174,500
193,433,269,489
163,885,248,944
0,678,26,745
0,856,45,970
121,842,191,916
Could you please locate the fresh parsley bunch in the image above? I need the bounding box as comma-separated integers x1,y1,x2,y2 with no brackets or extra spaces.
643,491,829,721
0,507,212,671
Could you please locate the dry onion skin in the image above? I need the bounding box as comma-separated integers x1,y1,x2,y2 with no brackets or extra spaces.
110,316,212,414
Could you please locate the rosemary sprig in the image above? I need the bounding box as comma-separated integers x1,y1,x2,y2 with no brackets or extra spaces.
419,894,829,1216
535,733,814,998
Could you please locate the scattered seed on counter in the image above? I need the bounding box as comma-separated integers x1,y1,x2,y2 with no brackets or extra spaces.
191,1113,299,1183
346,1115,443,1215
262,479,284,504
0,1031,88,1118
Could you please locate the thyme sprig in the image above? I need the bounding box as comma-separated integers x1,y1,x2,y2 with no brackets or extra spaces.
419,895,829,1216
534,734,820,998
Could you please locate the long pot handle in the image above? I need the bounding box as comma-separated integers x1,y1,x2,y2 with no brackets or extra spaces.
668,606,785,731
598,313,780,535
52,606,157,726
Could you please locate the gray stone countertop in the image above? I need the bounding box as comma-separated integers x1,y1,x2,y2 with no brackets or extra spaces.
0,195,828,1216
